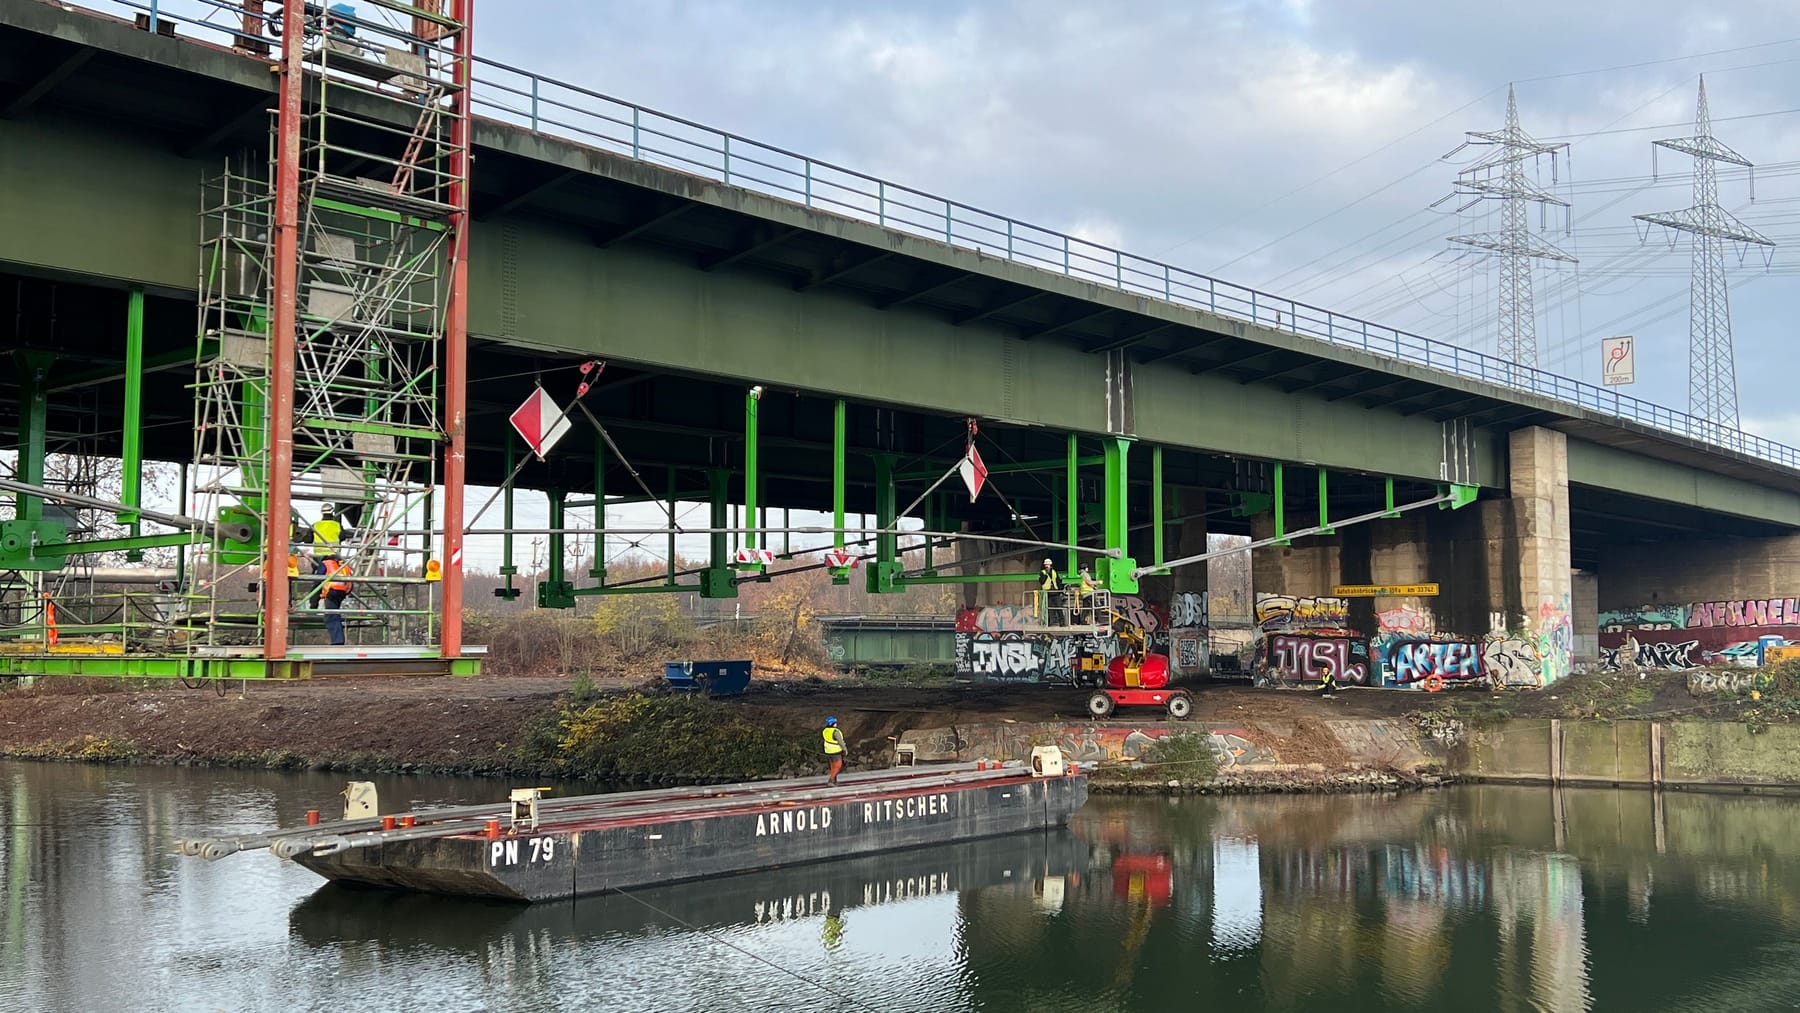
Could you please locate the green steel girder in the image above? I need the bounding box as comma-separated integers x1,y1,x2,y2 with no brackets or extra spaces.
1097,436,1137,594
0,656,482,679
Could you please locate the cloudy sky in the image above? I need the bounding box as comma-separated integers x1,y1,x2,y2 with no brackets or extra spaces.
69,1,1800,570
462,0,1800,568
466,0,1800,427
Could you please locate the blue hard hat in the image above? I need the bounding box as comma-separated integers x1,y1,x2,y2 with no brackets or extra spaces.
826,716,837,726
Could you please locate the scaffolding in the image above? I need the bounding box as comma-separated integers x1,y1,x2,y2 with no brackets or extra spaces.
188,0,472,667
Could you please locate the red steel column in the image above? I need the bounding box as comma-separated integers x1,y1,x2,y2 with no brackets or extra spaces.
264,0,305,660
440,0,473,658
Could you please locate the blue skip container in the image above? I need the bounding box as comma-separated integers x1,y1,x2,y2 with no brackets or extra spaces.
663,659,752,697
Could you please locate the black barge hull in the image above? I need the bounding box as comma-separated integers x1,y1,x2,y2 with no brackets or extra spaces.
289,767,1088,902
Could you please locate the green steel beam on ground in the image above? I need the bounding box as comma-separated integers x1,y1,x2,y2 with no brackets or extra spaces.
119,287,143,531
0,656,482,679
1065,433,1078,577
1099,436,1137,593
1318,468,1334,535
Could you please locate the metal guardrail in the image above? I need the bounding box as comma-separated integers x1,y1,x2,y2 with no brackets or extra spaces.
78,1,1800,471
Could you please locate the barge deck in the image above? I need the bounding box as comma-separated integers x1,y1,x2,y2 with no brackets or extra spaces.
179,755,1088,902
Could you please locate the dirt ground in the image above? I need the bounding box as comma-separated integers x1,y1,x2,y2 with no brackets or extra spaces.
0,665,1755,775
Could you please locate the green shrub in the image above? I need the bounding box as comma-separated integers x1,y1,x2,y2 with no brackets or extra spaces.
1140,734,1220,782
534,693,814,782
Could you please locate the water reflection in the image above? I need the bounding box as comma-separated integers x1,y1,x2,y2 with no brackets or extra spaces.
8,760,1800,1011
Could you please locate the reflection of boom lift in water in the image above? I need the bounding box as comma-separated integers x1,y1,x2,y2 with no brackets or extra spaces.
1026,589,1192,720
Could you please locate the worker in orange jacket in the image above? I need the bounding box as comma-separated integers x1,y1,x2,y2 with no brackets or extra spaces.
318,557,352,646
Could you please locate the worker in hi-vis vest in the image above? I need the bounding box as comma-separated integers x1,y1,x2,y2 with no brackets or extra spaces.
311,503,343,572
822,716,846,787
318,558,352,646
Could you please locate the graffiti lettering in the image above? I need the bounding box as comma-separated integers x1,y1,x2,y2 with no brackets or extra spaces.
1687,670,1773,694
956,606,1034,634
1376,606,1432,636
1257,634,1367,687
1482,637,1542,687
1169,591,1209,630
1384,639,1483,688
1254,594,1350,633
1600,639,1700,671
1112,595,1168,636
969,636,1040,680
1689,598,1800,629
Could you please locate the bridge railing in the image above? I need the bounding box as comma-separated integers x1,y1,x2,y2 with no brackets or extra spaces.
82,1,1800,471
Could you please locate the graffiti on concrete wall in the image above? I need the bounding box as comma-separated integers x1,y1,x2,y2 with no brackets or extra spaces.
1535,599,1573,686
1377,638,1484,688
1599,597,1800,670
1599,634,1702,672
1169,591,1209,629
1687,669,1774,694
1255,594,1349,633
1256,634,1369,687
1482,636,1543,687
955,596,1172,685
1377,605,1433,636
994,724,1275,769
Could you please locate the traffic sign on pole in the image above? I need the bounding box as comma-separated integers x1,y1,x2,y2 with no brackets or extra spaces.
509,387,572,460
734,547,775,566
823,550,860,569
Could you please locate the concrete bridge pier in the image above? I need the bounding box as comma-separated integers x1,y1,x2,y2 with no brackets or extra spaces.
1250,426,1576,690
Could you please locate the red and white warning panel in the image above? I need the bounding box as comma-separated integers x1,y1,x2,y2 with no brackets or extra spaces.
509,388,572,460
823,550,860,569
733,547,775,565
959,445,988,502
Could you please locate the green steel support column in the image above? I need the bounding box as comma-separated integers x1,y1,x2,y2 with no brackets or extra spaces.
666,466,677,585
867,454,899,593
1318,468,1334,535
832,399,846,551
743,387,760,559
1065,433,1078,577
497,430,518,599
702,469,735,597
175,464,188,586
1273,462,1289,546
590,429,606,581
119,288,144,532
1151,444,1165,571
1384,477,1400,518
923,493,934,572
783,508,790,556
12,352,52,524
1050,486,1062,573
538,490,574,608
1098,437,1138,593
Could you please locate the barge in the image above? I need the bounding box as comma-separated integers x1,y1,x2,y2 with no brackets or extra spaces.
179,748,1087,902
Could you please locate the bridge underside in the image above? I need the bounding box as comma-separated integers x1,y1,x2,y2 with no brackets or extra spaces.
4,0,1800,688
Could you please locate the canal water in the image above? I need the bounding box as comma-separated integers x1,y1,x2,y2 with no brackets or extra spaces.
4,762,1800,1013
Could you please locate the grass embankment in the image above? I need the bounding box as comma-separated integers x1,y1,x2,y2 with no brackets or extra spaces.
509,676,818,784
1416,659,1800,733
